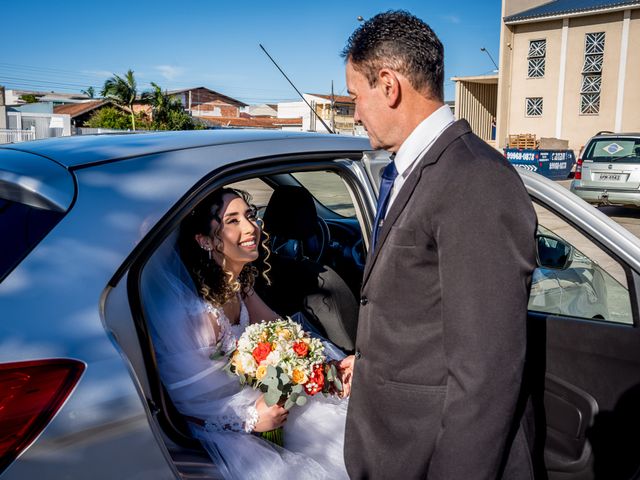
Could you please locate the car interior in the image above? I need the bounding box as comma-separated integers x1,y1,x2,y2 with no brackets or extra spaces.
122,163,368,466
106,158,640,480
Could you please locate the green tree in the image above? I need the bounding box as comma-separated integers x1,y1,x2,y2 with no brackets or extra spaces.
81,86,96,99
142,82,197,130
20,94,38,103
85,106,131,129
101,70,139,130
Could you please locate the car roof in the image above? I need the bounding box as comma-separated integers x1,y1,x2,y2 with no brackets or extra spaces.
0,129,371,169
591,132,640,140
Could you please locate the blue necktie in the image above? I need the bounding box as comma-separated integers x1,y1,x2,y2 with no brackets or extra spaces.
372,159,398,251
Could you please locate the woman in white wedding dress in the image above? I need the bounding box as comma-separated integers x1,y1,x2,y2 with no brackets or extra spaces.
143,188,350,480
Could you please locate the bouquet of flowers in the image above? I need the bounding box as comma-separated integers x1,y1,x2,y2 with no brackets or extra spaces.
225,317,342,445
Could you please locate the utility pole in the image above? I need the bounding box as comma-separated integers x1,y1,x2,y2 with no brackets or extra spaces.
330,80,335,134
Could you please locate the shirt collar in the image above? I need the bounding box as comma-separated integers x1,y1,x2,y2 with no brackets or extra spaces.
394,104,455,178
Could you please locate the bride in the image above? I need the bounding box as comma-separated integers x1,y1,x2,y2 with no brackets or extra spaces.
144,187,352,480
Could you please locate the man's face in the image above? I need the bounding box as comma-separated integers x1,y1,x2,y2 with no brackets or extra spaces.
346,61,393,151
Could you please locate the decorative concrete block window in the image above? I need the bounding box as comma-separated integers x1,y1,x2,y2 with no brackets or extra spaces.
581,32,605,114
526,97,543,116
527,39,546,78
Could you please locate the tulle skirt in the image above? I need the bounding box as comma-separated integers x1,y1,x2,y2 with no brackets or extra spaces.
190,393,349,480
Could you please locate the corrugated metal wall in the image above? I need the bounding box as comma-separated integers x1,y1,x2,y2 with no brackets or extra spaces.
455,81,498,142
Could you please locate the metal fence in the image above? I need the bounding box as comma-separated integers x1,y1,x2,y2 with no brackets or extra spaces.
0,129,36,144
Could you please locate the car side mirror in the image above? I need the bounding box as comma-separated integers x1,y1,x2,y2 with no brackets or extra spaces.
536,234,573,270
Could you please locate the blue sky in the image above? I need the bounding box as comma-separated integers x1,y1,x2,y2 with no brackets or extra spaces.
2,0,501,103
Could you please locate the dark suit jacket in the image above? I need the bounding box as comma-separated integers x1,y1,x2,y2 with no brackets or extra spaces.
344,120,539,479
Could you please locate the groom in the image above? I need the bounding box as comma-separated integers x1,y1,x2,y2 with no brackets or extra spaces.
340,11,540,479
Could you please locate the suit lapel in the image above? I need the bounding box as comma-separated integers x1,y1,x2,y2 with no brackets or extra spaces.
361,120,473,288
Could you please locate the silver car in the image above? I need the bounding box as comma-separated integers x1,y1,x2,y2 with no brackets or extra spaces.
570,132,640,207
1,131,639,480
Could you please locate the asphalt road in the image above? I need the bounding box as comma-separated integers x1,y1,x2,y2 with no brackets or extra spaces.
557,179,640,238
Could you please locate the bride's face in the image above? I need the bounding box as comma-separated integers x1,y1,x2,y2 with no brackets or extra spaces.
208,194,261,271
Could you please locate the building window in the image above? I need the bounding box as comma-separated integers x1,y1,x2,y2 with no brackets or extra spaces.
527,39,546,78
526,97,543,116
581,32,605,114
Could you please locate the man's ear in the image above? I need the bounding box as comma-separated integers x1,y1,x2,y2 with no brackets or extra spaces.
378,69,401,107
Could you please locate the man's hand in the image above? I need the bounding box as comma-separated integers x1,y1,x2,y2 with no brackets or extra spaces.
337,355,355,397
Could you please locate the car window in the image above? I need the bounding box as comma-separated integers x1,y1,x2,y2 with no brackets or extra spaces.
583,138,640,163
226,178,274,208
529,202,633,324
292,171,356,218
0,198,64,282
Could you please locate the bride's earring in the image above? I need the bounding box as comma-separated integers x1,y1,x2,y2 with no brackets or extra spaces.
202,244,212,261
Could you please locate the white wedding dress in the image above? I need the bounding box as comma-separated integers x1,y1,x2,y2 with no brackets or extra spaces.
141,233,349,480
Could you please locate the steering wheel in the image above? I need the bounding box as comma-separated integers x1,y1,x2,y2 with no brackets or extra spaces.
305,216,330,263
351,238,366,269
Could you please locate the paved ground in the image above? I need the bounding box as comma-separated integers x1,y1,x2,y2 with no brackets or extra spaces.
557,179,640,238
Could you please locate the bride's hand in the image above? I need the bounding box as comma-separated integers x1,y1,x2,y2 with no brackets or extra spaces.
253,395,288,432
337,355,355,398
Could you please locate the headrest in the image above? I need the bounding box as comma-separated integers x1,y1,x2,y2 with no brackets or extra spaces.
263,186,317,240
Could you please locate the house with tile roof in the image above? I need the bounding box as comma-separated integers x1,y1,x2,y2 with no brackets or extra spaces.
495,0,640,151
277,93,364,135
167,87,247,118
53,100,127,128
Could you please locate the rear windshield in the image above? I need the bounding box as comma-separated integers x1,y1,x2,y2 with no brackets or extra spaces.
0,198,64,282
584,138,640,163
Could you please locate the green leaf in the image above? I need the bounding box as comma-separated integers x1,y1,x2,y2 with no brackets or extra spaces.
333,377,343,391
284,397,295,410
291,384,303,394
295,396,307,406
264,388,281,407
278,371,291,385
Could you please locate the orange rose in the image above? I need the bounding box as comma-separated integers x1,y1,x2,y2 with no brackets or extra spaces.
293,341,309,357
291,369,307,384
252,342,272,364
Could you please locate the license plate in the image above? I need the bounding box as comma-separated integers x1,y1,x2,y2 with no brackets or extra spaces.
598,173,623,182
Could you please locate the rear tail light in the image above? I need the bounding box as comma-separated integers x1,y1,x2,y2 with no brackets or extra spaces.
575,157,583,180
0,359,85,473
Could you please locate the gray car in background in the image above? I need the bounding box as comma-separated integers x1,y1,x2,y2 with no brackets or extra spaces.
1,131,640,479
570,132,640,207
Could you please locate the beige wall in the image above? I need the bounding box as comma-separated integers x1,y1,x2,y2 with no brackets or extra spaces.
622,10,640,131
499,9,640,152
561,12,623,151
455,80,498,141
506,20,563,143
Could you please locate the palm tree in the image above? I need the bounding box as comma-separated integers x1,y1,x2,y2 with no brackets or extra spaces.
142,82,188,129
81,86,95,99
101,70,138,130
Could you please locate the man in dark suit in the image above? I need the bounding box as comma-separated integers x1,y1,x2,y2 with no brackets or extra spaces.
339,11,539,479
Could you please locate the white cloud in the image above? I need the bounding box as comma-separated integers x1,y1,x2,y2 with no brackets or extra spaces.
155,65,184,80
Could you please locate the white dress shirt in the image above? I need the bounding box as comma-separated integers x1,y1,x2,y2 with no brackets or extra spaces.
386,104,455,213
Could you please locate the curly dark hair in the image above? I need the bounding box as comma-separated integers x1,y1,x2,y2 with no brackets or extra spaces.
341,10,444,101
178,188,271,307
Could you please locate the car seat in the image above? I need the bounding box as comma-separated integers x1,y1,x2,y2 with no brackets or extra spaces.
257,185,358,352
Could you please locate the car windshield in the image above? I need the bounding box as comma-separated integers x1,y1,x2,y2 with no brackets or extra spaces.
292,171,355,218
583,138,640,163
